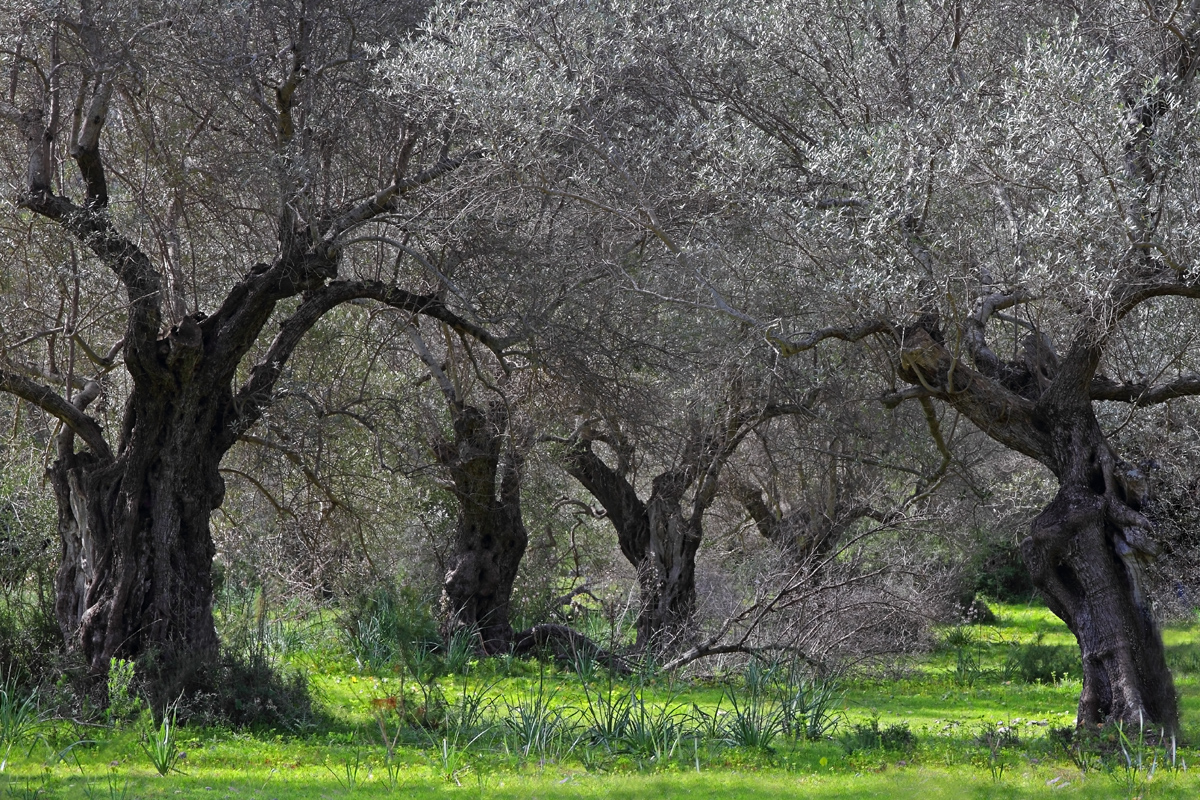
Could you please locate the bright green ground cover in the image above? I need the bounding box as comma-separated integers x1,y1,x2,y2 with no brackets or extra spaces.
2,603,1198,798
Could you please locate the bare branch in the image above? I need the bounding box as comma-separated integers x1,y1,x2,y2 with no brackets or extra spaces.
218,467,296,519
238,433,345,514
1091,373,1200,405
339,235,475,312
880,385,931,408
964,287,1033,377
70,80,112,208
0,356,89,391
768,319,896,357
405,321,459,407
0,369,110,460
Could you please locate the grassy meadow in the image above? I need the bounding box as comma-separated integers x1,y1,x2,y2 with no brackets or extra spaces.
2,602,1199,799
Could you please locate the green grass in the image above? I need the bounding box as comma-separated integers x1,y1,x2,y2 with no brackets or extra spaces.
2,602,1199,798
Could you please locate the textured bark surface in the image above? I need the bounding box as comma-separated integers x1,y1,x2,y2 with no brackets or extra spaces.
564,442,713,652
1021,415,1177,731
50,442,223,684
895,324,1179,731
639,472,702,648
437,404,528,653
45,318,238,689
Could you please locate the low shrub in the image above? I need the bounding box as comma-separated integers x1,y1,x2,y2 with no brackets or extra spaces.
211,650,318,732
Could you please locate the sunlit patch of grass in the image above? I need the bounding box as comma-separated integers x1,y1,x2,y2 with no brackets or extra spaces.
1,603,1199,798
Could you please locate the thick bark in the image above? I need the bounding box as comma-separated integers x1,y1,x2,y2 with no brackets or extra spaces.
563,443,702,652
48,333,231,691
897,324,1178,731
437,404,528,654
1021,410,1177,732
640,472,702,649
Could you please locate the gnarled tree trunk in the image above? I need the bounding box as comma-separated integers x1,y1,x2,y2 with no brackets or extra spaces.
437,403,528,653
1022,409,1176,731
0,18,496,697
563,441,703,652
49,376,228,693
891,322,1178,731
562,384,789,653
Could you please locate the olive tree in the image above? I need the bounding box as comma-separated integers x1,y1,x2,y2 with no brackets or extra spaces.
693,0,1200,731
398,0,1200,730
0,0,503,692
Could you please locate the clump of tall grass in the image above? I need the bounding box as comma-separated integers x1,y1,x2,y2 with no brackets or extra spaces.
620,689,686,762
501,667,577,765
0,674,41,771
775,663,842,740
722,682,784,750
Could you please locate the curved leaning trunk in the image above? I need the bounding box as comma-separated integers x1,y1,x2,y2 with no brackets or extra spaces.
1023,482,1177,732
1015,402,1177,732
49,395,226,693
894,324,1180,731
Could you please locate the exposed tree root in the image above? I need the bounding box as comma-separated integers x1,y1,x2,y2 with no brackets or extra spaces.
511,623,632,675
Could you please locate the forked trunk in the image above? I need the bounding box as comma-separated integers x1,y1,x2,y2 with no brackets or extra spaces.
636,479,701,651
438,404,528,653
563,443,707,654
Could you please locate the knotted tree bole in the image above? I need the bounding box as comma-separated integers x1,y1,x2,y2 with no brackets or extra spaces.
893,322,1178,732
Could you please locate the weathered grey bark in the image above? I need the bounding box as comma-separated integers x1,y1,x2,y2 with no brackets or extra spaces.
48,362,226,689
892,320,1179,732
436,404,528,653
